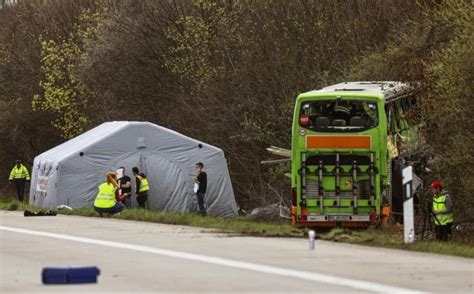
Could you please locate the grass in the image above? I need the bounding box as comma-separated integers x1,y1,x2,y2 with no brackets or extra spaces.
0,197,40,212
1,197,473,258
68,206,304,237
320,228,474,258
0,197,303,237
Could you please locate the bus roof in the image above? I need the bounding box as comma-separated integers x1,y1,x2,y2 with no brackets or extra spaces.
298,81,415,103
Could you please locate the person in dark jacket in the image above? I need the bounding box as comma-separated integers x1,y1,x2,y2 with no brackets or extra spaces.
117,167,132,208
194,162,207,216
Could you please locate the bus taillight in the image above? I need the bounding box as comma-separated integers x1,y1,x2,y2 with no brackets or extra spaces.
297,215,307,221
299,115,309,125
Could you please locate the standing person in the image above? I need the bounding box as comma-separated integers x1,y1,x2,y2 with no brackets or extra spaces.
9,160,30,202
117,167,132,208
194,162,207,216
132,167,149,209
429,181,454,241
381,197,391,228
93,171,124,217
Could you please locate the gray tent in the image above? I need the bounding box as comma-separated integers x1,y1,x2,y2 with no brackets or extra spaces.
29,121,238,217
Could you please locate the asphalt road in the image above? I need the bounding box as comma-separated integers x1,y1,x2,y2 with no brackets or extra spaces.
0,211,472,293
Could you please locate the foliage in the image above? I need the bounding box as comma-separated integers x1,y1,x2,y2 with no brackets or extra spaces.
424,0,474,221
164,0,242,92
0,0,96,183
32,9,101,139
0,0,472,222
348,0,474,222
158,0,423,207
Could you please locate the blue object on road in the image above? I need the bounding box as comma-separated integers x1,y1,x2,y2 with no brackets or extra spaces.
42,266,100,284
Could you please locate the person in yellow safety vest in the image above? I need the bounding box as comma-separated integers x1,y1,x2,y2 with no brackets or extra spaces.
132,167,149,209
9,159,30,202
429,181,454,241
93,171,125,217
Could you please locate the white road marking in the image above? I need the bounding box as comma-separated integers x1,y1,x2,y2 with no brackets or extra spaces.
0,225,424,293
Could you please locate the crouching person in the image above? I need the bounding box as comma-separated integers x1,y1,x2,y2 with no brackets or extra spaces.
94,171,124,217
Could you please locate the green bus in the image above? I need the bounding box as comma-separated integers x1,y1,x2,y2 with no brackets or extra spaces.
290,81,421,227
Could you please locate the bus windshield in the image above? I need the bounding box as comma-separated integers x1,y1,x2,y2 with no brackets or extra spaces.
299,100,378,132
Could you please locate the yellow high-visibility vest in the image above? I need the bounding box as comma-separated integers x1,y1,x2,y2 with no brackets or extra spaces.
432,194,454,226
9,164,30,180
139,178,149,192
94,182,117,208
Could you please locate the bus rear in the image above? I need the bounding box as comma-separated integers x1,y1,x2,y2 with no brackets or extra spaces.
290,91,387,227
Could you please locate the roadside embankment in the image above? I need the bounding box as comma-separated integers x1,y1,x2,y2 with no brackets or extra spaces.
1,197,472,258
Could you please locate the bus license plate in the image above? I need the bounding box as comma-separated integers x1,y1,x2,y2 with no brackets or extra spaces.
328,215,350,221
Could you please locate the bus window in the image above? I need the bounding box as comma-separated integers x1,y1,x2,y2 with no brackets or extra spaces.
299,100,378,132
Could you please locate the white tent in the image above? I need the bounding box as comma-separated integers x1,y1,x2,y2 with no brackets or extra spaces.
29,121,238,217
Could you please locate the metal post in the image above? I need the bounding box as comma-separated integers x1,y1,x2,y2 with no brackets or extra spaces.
302,153,306,194
308,230,315,250
352,160,358,214
403,166,415,244
318,160,324,214
369,153,375,206
335,153,340,206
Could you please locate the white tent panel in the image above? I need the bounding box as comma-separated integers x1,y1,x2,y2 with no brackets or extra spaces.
29,121,238,217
